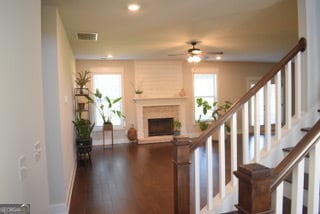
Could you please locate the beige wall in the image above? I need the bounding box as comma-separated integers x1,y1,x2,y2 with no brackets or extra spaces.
42,6,76,212
76,59,274,140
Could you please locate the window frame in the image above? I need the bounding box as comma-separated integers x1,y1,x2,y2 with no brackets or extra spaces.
90,67,125,129
192,70,218,123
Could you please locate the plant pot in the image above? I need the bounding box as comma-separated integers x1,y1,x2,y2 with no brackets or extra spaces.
76,137,92,147
103,122,113,131
173,130,181,136
78,103,85,110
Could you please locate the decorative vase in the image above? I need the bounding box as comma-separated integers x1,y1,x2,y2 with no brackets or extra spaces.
127,124,137,143
179,88,186,97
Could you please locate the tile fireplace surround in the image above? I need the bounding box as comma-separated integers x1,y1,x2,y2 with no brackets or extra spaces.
134,97,187,144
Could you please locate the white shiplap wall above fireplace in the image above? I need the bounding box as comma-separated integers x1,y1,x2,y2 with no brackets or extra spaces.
134,61,183,98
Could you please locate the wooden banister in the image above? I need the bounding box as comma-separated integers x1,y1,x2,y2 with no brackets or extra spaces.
172,136,192,214
190,37,306,151
234,119,320,213
271,119,320,191
173,38,307,214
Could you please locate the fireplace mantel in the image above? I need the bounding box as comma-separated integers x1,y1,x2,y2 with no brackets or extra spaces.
133,96,187,103
133,96,187,144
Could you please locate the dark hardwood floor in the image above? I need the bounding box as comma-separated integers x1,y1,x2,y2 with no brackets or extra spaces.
69,143,175,214
69,135,264,214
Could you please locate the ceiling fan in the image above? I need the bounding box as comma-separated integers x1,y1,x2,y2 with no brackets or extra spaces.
168,40,223,62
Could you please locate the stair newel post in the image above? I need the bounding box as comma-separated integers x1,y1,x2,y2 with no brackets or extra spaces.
234,163,273,213
172,136,191,214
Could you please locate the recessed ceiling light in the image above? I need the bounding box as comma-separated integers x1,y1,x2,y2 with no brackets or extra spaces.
128,4,140,11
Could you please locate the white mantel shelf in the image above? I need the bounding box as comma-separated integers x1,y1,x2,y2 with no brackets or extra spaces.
133,96,187,102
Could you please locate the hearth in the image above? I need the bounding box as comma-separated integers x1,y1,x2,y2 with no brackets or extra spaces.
148,118,174,136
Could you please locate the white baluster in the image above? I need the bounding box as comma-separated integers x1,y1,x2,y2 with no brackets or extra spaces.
194,148,200,214
206,136,213,211
254,93,261,162
264,81,272,151
219,124,226,198
275,182,284,214
275,72,282,140
308,141,320,214
291,159,305,214
285,61,292,129
231,113,238,187
294,53,302,119
242,103,249,164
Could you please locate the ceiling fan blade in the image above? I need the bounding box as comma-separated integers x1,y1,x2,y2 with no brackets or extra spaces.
168,53,188,56
202,51,223,55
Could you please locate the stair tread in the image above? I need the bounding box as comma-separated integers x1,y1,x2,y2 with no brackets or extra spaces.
301,127,311,132
284,173,309,190
221,212,238,214
282,147,310,158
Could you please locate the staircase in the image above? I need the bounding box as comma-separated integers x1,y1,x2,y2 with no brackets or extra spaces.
172,38,320,213
281,120,320,214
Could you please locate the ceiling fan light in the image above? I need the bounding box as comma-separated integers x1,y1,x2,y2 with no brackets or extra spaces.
187,55,201,63
128,4,140,11
187,56,193,63
191,49,201,55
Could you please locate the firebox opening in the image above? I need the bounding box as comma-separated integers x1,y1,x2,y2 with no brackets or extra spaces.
148,118,174,136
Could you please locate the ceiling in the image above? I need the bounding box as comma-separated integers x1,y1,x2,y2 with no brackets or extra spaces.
42,0,298,62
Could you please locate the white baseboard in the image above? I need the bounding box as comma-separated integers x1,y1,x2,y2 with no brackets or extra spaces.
65,160,77,212
50,159,77,214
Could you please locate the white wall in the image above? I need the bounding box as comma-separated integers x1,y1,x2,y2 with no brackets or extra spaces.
0,0,50,213
305,0,320,108
42,6,76,213
298,0,320,110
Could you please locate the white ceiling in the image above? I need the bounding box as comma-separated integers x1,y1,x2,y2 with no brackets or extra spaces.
42,0,298,62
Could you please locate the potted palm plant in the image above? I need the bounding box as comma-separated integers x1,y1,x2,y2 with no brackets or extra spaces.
75,70,91,94
88,88,125,127
72,118,95,146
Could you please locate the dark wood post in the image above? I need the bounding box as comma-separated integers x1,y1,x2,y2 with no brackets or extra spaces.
172,136,191,214
234,163,273,213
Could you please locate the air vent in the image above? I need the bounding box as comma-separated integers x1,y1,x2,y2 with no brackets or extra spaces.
76,32,98,41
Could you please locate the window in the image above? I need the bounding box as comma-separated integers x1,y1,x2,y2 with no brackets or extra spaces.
92,72,124,127
193,73,217,121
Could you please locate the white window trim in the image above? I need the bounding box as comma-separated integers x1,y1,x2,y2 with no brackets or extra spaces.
192,68,219,124
90,67,125,130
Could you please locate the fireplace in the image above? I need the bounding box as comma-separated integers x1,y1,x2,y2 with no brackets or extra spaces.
133,97,186,143
148,118,174,136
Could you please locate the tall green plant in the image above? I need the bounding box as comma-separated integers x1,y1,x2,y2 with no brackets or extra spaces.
89,89,125,124
196,98,232,131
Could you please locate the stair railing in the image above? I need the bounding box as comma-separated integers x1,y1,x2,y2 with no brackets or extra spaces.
234,119,320,213
172,38,306,214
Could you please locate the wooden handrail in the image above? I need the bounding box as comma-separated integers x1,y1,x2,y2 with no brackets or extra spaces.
234,119,320,213
271,119,320,191
190,37,306,151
